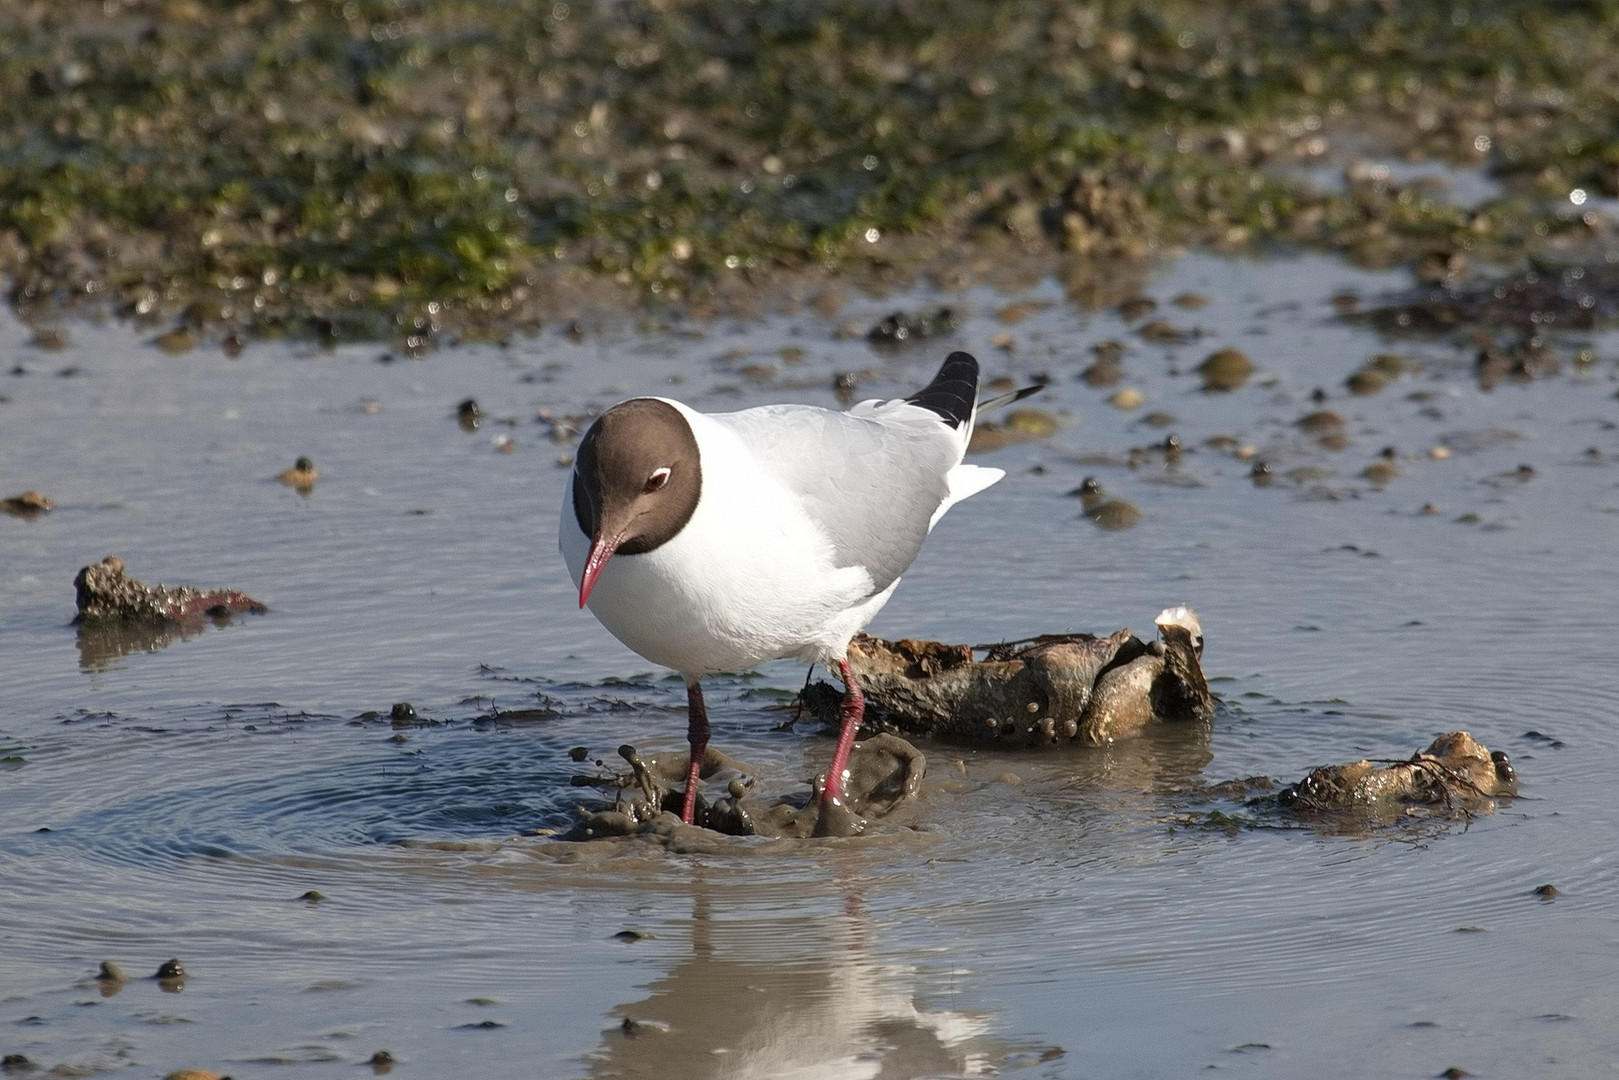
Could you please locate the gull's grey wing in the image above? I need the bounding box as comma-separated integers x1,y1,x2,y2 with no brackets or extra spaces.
709,402,962,595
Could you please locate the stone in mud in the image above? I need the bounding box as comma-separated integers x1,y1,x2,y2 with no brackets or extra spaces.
968,407,1059,451
1197,347,1254,392
802,606,1209,748
155,956,188,993
276,456,319,492
73,555,266,623
1116,296,1158,322
1276,731,1516,815
1345,368,1388,396
1109,387,1145,410
1070,476,1143,531
1137,318,1189,344
1082,352,1124,388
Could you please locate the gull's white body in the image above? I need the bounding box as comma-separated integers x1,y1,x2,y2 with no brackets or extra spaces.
559,395,1001,674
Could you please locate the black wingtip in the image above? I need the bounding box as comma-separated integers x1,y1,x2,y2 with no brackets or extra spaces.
906,351,980,428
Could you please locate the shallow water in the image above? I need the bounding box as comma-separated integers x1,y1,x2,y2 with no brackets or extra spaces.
4,252,1619,1078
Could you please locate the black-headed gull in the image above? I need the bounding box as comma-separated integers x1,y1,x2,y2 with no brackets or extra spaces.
561,351,1016,833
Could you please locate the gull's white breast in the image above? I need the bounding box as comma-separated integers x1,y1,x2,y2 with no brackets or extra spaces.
561,403,894,673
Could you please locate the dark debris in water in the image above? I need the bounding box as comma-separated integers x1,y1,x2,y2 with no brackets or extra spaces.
1352,264,1619,336
866,307,959,351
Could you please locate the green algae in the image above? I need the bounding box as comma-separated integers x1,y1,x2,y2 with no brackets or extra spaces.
3,0,1619,345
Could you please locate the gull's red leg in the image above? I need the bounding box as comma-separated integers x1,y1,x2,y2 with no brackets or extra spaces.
681,675,708,824
822,659,865,807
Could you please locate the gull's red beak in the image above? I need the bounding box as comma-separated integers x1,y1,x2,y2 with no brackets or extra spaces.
578,531,623,608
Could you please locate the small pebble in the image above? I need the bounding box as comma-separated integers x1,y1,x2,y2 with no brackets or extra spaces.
32,327,69,351
1109,387,1144,411
1082,355,1123,387
277,457,319,490
1346,369,1388,396
153,327,198,355
1197,347,1254,392
1137,318,1187,344
1428,445,1452,460
1296,410,1345,434
1117,296,1157,322
620,1016,670,1036
1533,883,1559,899
1002,407,1058,438
0,490,53,516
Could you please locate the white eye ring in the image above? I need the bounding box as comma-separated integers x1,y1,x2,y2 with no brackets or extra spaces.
644,467,672,492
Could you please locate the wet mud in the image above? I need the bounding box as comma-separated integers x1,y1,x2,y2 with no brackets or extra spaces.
567,731,926,845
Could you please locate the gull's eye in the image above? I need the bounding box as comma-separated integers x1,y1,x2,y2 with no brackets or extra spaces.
644,467,671,493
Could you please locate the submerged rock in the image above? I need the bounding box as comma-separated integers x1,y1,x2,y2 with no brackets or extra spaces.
802,606,1209,748
276,456,319,492
1276,731,1516,816
1,489,53,517
1071,476,1144,531
72,556,267,670
74,555,266,622
1197,347,1255,392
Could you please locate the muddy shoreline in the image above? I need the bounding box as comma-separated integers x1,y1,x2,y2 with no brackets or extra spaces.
5,2,1619,349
